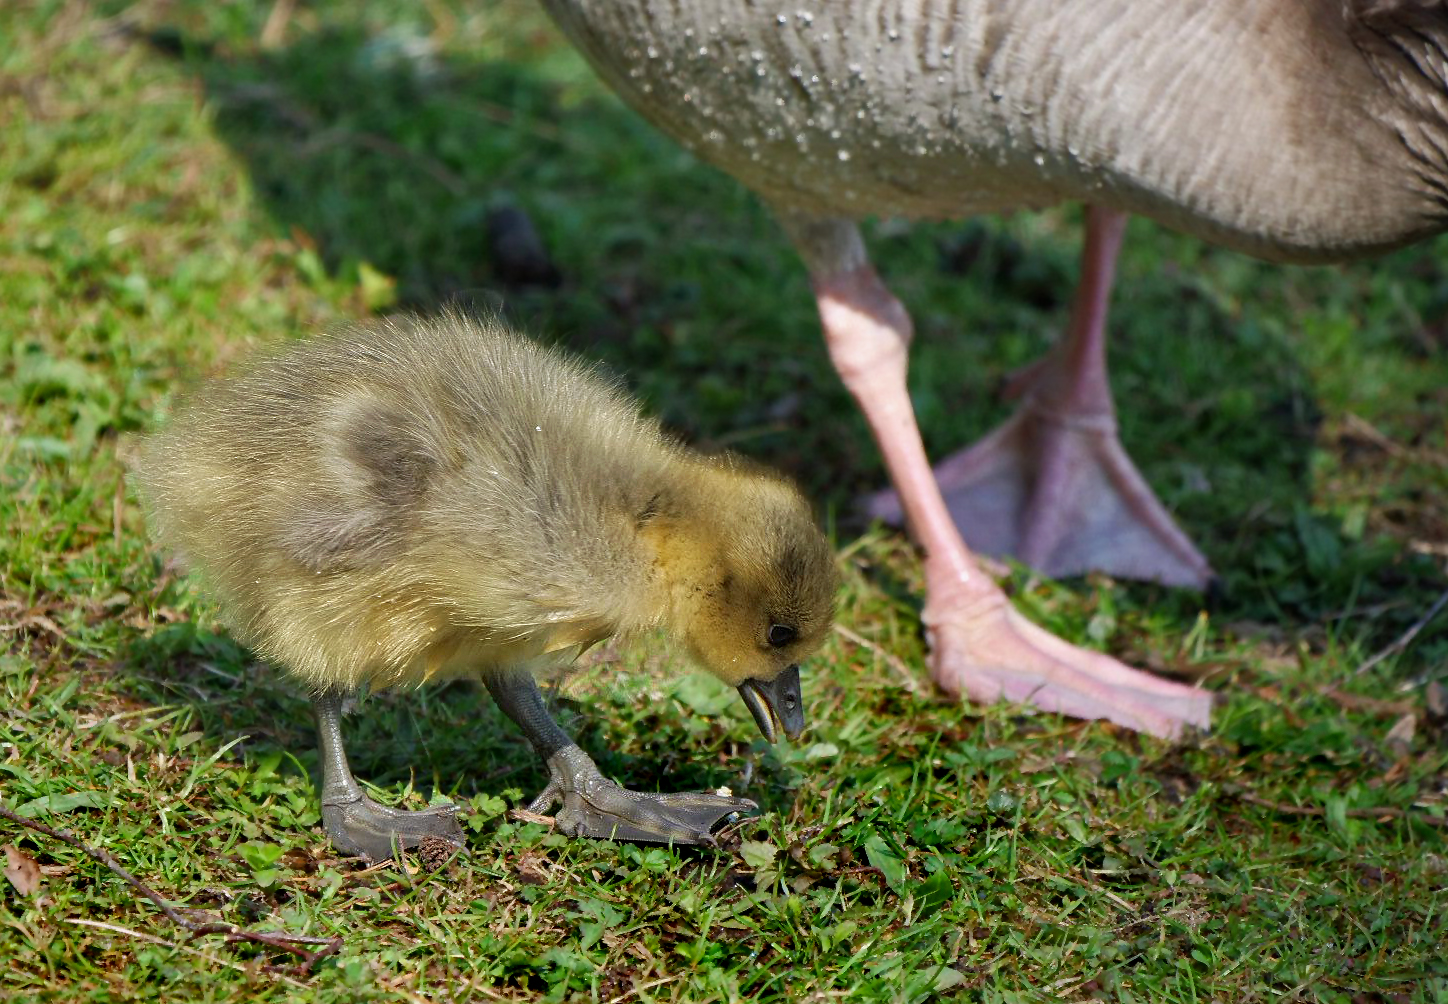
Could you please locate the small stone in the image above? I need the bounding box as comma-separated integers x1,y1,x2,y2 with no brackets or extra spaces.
486,205,561,288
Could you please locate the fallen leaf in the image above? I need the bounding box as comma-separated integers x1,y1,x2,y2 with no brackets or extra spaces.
925,966,966,992
1425,681,1447,727
514,852,549,886
1323,687,1414,718
1385,713,1416,756
12,790,106,817
3,844,42,896
863,834,907,892
738,839,778,871
356,261,398,313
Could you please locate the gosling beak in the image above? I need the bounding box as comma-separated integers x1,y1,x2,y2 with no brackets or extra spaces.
737,665,805,743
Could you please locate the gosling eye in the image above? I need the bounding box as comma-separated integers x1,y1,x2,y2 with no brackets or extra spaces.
767,624,797,648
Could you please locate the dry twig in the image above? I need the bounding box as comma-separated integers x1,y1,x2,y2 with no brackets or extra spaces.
65,919,310,990
0,803,342,977
1354,585,1448,677
1228,788,1446,828
508,808,555,828
833,623,922,694
259,0,296,50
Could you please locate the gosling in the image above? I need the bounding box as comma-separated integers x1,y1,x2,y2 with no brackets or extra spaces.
136,311,836,860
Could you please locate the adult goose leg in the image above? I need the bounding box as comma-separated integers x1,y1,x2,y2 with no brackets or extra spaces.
314,689,465,861
484,671,756,844
869,208,1213,588
781,213,1212,740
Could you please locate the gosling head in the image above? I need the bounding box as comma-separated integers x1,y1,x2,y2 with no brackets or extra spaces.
649,465,836,744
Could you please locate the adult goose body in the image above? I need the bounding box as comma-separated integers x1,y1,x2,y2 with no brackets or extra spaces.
538,0,1448,737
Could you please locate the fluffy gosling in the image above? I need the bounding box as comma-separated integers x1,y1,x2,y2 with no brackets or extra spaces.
136,311,836,860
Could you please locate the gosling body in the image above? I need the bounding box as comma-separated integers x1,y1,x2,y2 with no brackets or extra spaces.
138,312,834,858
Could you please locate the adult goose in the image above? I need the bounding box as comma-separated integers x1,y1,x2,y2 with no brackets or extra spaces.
536,0,1448,738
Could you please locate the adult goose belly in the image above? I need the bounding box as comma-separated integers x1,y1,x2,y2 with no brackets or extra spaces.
541,0,1078,220
541,0,1443,263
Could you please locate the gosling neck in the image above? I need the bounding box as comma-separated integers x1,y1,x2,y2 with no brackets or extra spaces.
632,462,739,636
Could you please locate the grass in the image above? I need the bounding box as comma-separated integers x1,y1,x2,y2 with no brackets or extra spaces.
3,0,1447,1000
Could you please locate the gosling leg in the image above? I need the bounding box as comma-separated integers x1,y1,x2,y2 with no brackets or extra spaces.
484,671,756,845
313,689,465,861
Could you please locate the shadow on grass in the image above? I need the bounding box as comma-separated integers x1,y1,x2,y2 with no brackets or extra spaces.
119,619,798,817
122,620,543,800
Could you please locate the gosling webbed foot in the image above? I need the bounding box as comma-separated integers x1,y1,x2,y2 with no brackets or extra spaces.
533,745,756,845
321,794,464,862
553,780,757,845
312,689,467,862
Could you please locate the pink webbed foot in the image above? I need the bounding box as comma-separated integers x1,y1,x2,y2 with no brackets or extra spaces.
924,578,1213,739
869,400,1213,588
